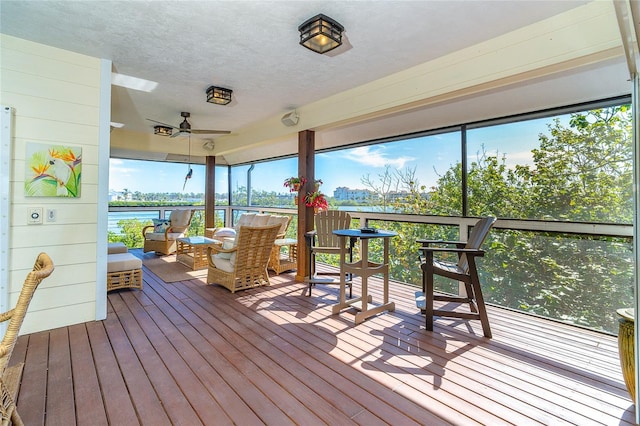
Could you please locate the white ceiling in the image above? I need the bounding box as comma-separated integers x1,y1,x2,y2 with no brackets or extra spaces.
0,0,632,164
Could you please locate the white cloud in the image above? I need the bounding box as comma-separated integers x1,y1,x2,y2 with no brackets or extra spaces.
341,146,415,169
109,160,137,177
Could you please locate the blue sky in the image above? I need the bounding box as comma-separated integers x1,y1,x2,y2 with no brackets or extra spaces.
109,115,554,195
109,159,207,194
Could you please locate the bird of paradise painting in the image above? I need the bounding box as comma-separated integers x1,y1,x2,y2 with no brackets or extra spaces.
25,143,82,197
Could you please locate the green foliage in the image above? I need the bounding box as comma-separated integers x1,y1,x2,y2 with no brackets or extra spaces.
108,209,206,249
369,105,633,334
188,210,205,236
110,200,203,207
108,218,151,248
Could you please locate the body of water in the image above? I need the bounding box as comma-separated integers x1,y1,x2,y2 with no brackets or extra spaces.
108,205,391,235
108,211,159,234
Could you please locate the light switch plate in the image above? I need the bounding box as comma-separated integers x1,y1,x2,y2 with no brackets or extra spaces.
28,207,43,224
46,209,56,222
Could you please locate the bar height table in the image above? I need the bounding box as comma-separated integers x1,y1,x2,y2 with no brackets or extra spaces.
331,229,397,324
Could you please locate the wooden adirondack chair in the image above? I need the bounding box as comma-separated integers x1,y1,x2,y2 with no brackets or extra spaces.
305,210,354,297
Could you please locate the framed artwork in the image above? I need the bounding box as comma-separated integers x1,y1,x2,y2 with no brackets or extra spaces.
24,143,82,197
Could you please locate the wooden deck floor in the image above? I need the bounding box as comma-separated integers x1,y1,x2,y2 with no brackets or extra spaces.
10,249,635,425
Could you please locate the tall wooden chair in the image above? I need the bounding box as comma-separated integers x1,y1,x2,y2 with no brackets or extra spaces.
0,253,55,426
305,210,354,297
417,217,496,338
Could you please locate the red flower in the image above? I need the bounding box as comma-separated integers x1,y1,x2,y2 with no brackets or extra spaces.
283,176,307,192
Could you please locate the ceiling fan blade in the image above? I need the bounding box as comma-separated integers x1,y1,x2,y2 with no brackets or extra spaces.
170,130,191,138
191,129,231,135
146,118,178,129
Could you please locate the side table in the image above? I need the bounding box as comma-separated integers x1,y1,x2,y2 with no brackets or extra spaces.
331,229,397,324
269,238,297,274
176,236,221,270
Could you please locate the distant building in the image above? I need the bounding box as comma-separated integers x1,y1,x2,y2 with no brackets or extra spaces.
387,191,409,202
109,190,132,201
333,187,377,202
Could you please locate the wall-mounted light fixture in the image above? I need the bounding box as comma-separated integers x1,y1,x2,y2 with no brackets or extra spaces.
206,86,233,105
154,125,173,136
298,14,344,54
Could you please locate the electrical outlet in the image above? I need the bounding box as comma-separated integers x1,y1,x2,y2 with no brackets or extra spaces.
46,209,56,222
27,207,43,225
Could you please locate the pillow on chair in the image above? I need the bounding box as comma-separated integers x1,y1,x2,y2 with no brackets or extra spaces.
215,238,236,260
212,238,237,271
213,228,236,238
152,219,170,233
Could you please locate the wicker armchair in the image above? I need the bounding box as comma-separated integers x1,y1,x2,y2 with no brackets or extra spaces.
0,252,54,426
206,224,280,293
142,209,194,255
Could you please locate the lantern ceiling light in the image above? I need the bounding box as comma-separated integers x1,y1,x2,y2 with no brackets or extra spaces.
206,85,233,105
154,125,173,136
298,14,344,54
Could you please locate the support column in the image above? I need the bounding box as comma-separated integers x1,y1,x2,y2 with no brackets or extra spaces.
205,156,216,229
296,130,315,282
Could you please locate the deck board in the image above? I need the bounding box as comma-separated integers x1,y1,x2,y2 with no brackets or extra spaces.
10,249,636,425
46,327,77,426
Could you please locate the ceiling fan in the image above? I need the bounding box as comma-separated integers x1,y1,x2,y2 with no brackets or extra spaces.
147,111,230,138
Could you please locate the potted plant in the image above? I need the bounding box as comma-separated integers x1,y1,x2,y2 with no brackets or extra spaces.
283,176,307,192
304,190,328,212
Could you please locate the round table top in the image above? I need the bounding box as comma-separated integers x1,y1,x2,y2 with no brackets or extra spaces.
617,308,635,322
333,229,398,238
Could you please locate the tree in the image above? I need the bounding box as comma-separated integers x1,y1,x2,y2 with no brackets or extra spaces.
361,165,400,212
365,105,633,333
108,218,150,248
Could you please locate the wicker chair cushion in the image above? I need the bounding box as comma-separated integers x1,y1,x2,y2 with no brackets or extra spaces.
170,209,192,225
144,231,185,241
107,242,127,254
236,213,256,226
107,253,142,272
250,214,271,227
168,209,192,233
267,215,290,235
212,256,234,272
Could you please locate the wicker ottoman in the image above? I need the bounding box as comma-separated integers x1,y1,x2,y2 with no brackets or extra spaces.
107,253,142,292
108,242,128,254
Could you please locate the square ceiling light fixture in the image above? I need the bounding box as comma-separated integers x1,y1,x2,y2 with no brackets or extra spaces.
298,14,344,54
206,86,233,105
154,125,173,136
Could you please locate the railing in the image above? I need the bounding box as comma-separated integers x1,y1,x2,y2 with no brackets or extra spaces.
109,204,633,334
